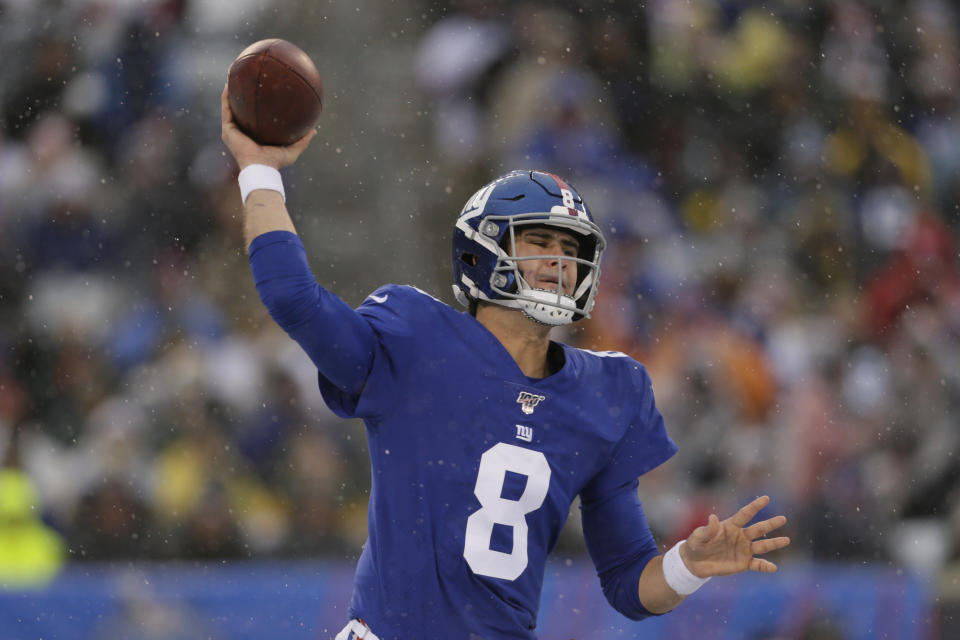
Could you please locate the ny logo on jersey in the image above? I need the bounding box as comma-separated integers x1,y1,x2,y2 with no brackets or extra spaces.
516,391,545,415
515,424,534,442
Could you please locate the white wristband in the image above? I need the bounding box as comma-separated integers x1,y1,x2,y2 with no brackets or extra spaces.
238,164,285,205
663,540,711,596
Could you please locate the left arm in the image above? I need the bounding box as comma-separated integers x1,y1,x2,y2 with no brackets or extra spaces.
636,495,790,613
634,555,679,614
583,489,789,618
580,478,662,620
584,362,790,616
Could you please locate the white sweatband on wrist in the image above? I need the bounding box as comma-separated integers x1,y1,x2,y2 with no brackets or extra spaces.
663,540,711,596
238,164,285,205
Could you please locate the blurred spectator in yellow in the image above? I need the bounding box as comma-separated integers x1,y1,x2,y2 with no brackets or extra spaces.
0,454,65,588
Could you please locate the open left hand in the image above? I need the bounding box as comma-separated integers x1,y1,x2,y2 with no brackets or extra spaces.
679,495,790,578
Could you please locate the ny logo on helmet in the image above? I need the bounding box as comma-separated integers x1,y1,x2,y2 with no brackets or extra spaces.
516,391,546,415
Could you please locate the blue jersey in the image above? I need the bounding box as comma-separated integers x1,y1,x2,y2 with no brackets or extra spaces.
249,232,677,639
319,285,676,638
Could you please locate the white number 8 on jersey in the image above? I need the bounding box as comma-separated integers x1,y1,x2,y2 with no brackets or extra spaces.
463,442,551,581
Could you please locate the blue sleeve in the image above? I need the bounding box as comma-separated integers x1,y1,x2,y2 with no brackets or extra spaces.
248,231,375,397
578,361,678,620
580,479,662,621
587,364,677,496
315,285,420,421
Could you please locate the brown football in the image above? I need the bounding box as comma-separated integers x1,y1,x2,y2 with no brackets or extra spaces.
227,39,323,146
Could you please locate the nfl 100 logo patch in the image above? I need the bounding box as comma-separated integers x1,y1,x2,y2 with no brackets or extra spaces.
516,391,545,415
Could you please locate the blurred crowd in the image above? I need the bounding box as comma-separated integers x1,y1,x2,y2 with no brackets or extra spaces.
418,0,960,584
0,0,958,602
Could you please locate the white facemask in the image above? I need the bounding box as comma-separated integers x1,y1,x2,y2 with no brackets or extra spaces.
518,287,577,325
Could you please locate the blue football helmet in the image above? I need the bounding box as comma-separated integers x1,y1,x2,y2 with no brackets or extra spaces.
452,170,606,325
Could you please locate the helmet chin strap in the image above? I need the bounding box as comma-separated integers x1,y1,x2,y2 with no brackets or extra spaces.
518,287,576,326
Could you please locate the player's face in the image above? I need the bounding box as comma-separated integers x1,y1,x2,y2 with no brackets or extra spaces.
512,227,580,296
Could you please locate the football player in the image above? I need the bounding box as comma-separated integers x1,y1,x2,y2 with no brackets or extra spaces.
220,86,790,640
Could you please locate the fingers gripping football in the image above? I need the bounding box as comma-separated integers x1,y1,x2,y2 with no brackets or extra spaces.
220,84,316,170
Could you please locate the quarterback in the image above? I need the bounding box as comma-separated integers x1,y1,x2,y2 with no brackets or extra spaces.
220,86,789,640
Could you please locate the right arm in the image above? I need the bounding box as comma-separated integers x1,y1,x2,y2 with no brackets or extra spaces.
244,189,296,249
219,83,313,249
220,84,375,395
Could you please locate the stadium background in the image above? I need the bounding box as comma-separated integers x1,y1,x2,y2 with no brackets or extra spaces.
0,0,956,637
